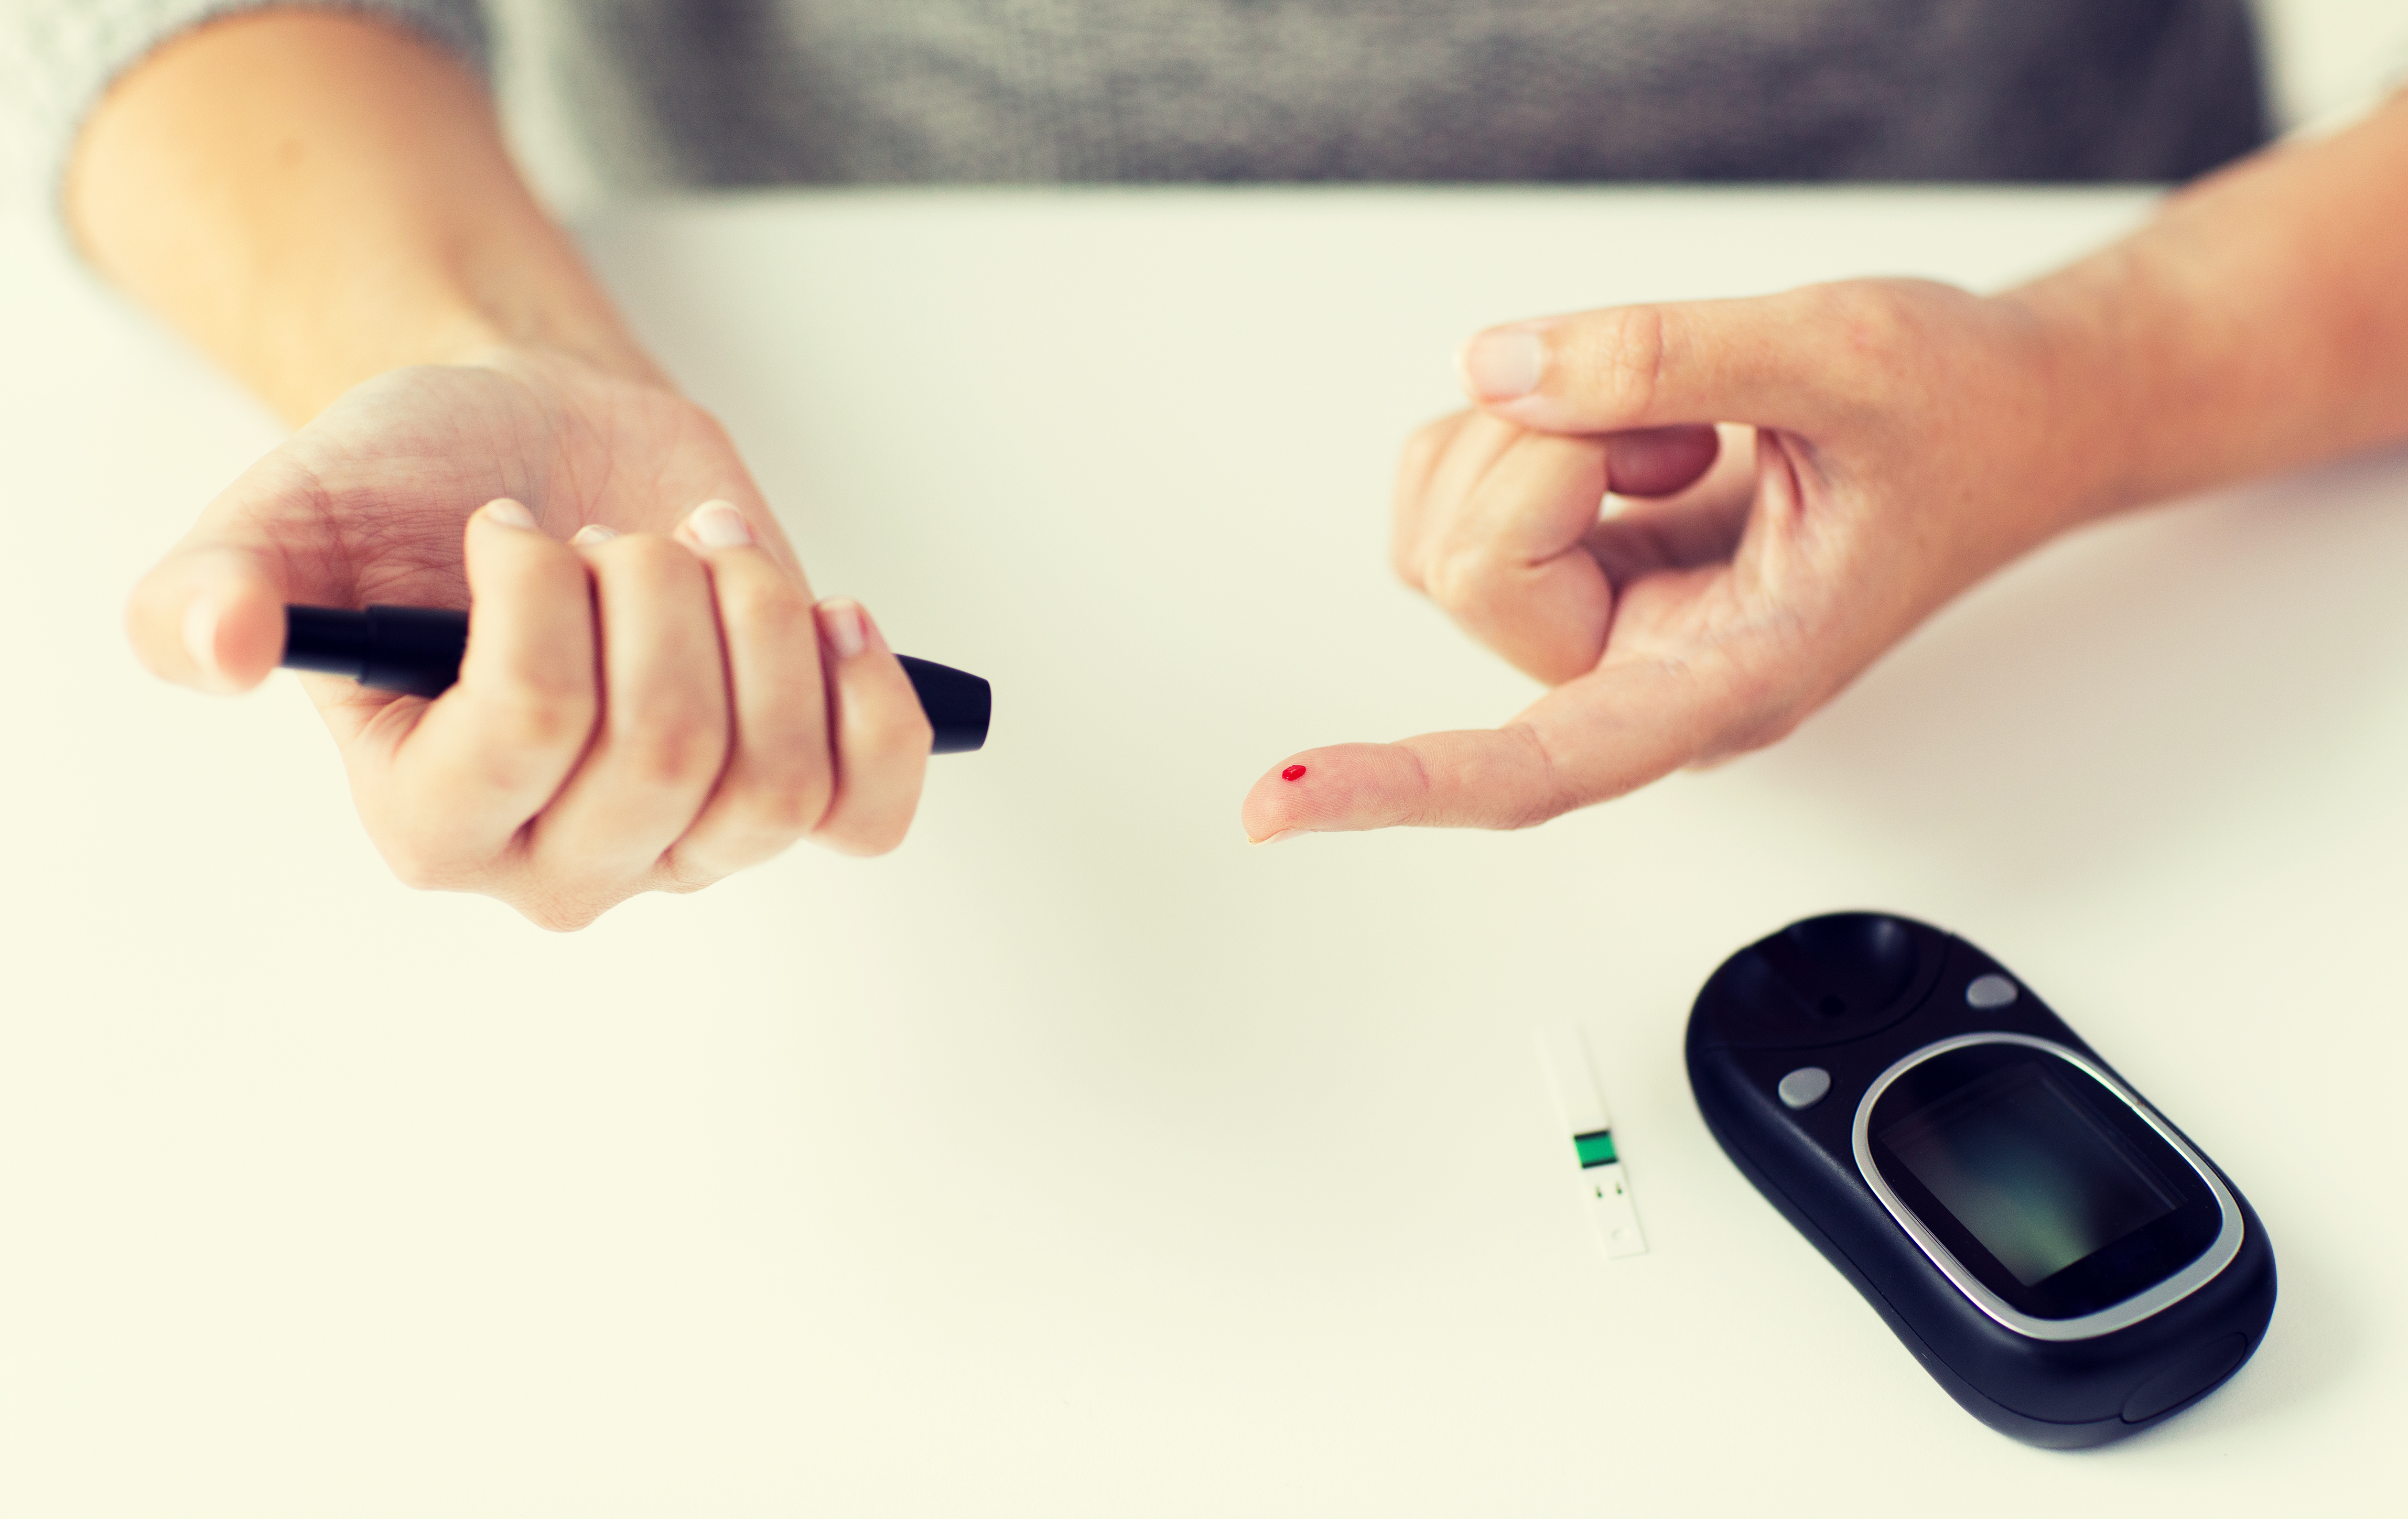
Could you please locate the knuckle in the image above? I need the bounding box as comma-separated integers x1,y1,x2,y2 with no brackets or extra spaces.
591,531,705,598
717,564,812,638
726,760,834,838
655,855,728,894
1564,305,1669,418
615,716,730,791
516,894,605,933
1818,282,1905,347
1499,724,1576,831
377,837,471,894
382,849,446,894
761,772,836,836
854,699,934,759
1421,541,1509,617
491,681,597,756
824,809,916,859
1797,280,1945,391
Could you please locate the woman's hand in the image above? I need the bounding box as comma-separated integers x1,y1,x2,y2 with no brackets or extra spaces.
1242,278,2092,842
1244,90,2408,845
70,11,929,928
128,349,931,929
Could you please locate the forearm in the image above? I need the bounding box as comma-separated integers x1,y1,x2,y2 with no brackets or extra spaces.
2014,92,2408,524
65,8,657,424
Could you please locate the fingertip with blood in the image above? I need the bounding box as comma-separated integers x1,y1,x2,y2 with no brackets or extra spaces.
1241,744,1405,843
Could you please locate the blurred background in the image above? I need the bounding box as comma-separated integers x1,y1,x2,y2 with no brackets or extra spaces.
3,0,2407,214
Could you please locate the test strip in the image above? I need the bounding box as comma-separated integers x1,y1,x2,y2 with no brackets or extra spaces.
1536,1022,1648,1259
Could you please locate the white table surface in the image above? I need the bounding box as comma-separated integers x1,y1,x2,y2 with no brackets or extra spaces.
3,189,2404,1517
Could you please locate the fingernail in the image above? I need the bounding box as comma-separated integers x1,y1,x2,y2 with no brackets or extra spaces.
484,499,537,530
818,598,867,659
687,499,753,549
1252,828,1305,846
182,596,220,680
569,523,619,546
1458,326,1546,402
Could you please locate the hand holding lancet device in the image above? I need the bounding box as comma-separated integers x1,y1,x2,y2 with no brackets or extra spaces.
281,604,991,754
1686,913,2274,1447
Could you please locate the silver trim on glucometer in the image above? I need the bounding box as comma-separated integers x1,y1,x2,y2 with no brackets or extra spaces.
1850,1033,2243,1343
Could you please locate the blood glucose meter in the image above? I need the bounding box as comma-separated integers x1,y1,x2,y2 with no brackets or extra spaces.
1685,912,2275,1447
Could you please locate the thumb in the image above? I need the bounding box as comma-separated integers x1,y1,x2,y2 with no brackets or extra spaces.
126,538,289,694
1455,288,1842,437
126,449,366,693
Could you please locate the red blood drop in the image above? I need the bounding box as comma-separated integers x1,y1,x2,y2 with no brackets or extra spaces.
1282,765,1307,781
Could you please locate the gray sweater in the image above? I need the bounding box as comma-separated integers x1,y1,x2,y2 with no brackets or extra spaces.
5,0,2266,213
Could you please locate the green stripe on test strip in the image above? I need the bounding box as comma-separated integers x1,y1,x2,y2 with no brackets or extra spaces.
1573,1130,1618,1167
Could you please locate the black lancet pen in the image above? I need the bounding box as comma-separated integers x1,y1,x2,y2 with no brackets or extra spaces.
281,604,991,754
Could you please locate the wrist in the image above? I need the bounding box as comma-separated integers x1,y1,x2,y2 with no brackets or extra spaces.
1993,99,2408,526
1986,271,2155,535
265,247,668,416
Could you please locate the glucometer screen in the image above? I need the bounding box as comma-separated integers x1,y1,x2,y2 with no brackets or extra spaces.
1879,1061,2180,1287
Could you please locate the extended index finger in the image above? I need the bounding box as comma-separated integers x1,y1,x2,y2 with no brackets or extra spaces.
1239,655,1728,841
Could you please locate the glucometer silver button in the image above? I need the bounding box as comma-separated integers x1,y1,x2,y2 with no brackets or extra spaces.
1966,974,2019,1009
1777,1067,1833,1110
